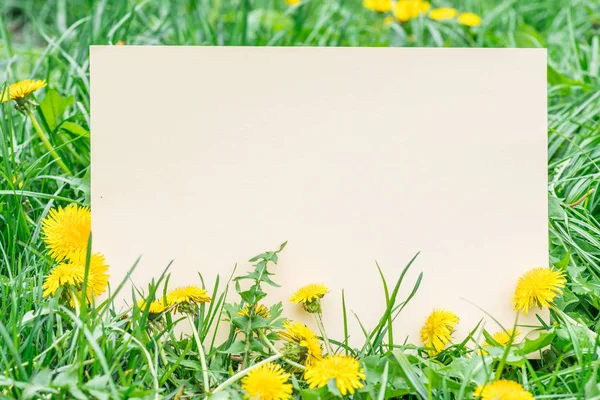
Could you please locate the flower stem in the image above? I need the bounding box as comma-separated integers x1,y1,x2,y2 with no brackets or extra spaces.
257,329,306,370
25,108,72,176
156,336,169,366
315,312,334,355
211,353,283,394
186,314,210,393
242,326,252,369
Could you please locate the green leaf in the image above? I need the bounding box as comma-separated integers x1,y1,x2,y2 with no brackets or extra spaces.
548,195,566,220
60,121,90,138
83,375,110,391
249,337,264,352
514,331,556,355
207,391,231,400
68,169,91,205
391,352,428,399
232,316,270,332
547,64,584,87
584,367,600,398
232,316,250,331
239,290,256,304
222,340,246,354
52,366,78,387
514,24,545,48
553,250,570,269
268,302,284,321
39,88,74,131
67,388,88,400
262,275,281,287
327,378,342,397
299,385,331,400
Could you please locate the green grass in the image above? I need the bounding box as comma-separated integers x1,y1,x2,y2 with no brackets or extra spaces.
1,0,600,398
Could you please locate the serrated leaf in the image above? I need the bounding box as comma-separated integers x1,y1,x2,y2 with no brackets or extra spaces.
514,331,555,355
268,302,284,320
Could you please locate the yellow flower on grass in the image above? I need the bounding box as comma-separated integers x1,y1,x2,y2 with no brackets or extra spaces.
1,79,47,103
12,176,24,189
42,204,91,262
363,0,392,13
420,309,459,355
79,253,110,298
290,283,328,313
290,283,328,303
42,252,109,300
513,267,566,314
137,299,166,314
285,0,301,5
280,321,323,366
474,380,534,400
42,263,85,297
241,363,292,400
484,329,521,347
395,0,430,22
429,7,458,21
458,12,481,27
237,303,270,318
304,355,365,396
167,285,211,312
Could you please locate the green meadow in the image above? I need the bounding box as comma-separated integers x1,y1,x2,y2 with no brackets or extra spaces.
1,0,599,399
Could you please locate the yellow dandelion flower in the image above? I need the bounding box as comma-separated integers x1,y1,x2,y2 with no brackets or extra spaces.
80,252,110,298
363,0,392,13
237,303,270,318
484,329,521,347
241,363,292,400
457,12,481,27
395,0,430,22
42,252,109,301
1,79,47,103
137,298,166,314
429,7,458,21
41,204,91,262
12,176,24,189
474,380,534,400
42,263,85,298
167,285,211,312
280,321,323,366
513,267,566,314
420,308,459,355
285,0,301,5
304,355,366,396
290,283,328,313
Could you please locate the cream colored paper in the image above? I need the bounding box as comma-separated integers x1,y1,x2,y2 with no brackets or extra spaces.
90,47,547,346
